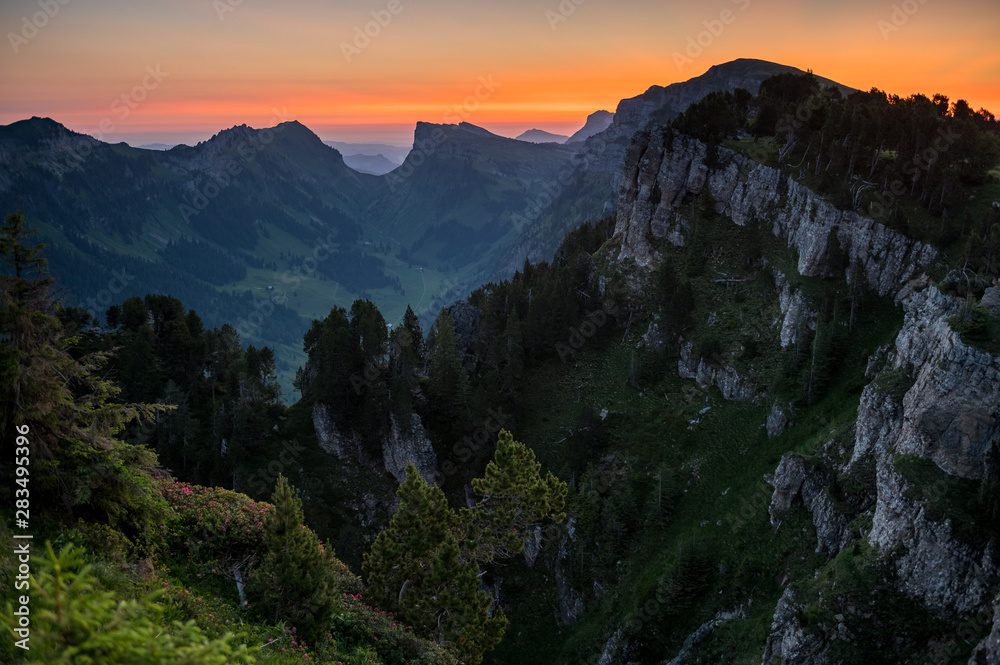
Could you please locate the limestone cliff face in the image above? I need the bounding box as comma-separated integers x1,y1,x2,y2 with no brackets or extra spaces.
677,342,756,402
773,271,815,349
382,413,438,483
614,130,937,296
312,402,438,484
763,286,1000,663
618,122,1000,663
768,453,851,555
861,287,999,614
871,287,1000,480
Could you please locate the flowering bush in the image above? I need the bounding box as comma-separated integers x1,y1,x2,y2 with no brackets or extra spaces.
160,479,272,567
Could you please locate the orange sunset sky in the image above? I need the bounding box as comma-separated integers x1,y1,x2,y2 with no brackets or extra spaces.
2,0,998,146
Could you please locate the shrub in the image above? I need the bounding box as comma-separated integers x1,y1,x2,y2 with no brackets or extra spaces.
1,542,254,665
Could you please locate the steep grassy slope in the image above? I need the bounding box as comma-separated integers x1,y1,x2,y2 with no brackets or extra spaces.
482,201,920,664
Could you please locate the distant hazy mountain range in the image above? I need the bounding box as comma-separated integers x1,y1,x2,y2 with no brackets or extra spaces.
340,153,402,176
322,140,412,165
0,58,848,391
515,129,570,144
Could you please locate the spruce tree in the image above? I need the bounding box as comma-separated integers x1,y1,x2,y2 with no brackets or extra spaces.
1,542,253,664
426,307,470,431
0,212,166,535
401,304,425,366
249,475,337,644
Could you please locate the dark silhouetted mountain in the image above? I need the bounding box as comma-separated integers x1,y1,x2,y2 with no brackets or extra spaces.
566,110,614,143
492,58,856,278
369,121,576,277
0,117,378,390
515,129,569,144
614,57,853,128
0,61,855,394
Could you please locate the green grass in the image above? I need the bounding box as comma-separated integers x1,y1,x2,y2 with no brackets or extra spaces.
486,201,908,663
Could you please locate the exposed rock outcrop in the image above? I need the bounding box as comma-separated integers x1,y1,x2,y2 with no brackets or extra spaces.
615,130,937,296
678,342,756,402
773,271,815,349
312,402,361,459
596,630,623,665
766,401,790,438
970,593,1000,664
666,606,748,665
763,285,1000,661
869,458,995,614
566,110,614,144
313,402,438,485
554,518,585,625
768,453,850,555
522,525,543,568
639,321,667,353
886,287,1000,480
761,588,828,665
382,413,438,483
982,286,1000,317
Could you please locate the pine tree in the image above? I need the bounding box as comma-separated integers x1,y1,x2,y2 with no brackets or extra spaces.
364,464,507,665
499,312,524,408
364,464,458,611
364,435,567,661
462,430,567,563
248,475,337,644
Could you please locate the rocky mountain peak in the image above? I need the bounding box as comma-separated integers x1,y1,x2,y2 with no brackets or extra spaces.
567,110,614,143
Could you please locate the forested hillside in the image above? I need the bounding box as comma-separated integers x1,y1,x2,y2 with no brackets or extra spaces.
3,71,1000,664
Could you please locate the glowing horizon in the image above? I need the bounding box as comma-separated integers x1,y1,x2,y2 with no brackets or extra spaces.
2,0,998,146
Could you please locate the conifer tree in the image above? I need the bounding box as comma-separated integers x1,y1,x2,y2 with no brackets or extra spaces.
364,464,506,665
499,312,524,407
0,212,166,535
364,464,457,608
462,430,567,563
401,304,425,366
227,344,283,491
249,475,337,644
388,325,419,422
426,307,470,430
1,542,253,664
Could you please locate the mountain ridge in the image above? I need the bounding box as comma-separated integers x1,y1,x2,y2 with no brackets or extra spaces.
566,109,614,143
515,128,570,144
0,58,861,395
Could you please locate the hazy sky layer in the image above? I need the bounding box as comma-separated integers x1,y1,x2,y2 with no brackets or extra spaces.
2,0,998,146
